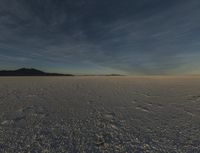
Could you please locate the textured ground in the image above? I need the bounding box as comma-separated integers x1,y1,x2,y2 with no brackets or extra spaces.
0,76,200,153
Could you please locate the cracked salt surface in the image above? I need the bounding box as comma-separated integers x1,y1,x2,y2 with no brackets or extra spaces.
0,76,200,152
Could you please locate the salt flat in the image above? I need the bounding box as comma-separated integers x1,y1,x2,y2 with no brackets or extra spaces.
0,76,200,152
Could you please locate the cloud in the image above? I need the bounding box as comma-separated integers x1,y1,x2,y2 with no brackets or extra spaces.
0,0,200,74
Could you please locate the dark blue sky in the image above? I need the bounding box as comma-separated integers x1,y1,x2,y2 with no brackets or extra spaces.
0,0,200,75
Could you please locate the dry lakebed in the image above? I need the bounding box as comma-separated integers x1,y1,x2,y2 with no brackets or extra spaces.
0,76,200,152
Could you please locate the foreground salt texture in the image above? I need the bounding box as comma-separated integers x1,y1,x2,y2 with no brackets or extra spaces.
0,76,200,152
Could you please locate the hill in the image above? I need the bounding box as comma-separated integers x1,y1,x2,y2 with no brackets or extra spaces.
0,68,74,76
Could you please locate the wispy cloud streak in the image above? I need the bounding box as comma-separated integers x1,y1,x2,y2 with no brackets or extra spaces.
0,0,200,74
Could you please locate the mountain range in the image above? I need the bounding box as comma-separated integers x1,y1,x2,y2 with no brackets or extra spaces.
0,68,74,76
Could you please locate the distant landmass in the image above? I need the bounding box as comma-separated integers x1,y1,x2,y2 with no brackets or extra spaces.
81,74,126,76
0,68,74,76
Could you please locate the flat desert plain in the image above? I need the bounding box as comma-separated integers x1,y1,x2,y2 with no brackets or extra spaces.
0,76,200,153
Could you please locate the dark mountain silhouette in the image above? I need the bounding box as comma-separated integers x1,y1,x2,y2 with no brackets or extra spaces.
0,68,74,76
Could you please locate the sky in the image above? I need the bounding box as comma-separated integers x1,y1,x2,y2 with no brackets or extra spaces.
0,0,200,75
